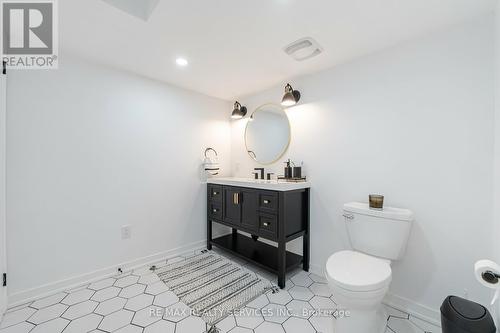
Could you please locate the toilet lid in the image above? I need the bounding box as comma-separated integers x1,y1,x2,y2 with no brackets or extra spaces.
326,250,392,292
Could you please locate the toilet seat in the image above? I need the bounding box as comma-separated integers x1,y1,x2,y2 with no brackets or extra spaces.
326,250,392,292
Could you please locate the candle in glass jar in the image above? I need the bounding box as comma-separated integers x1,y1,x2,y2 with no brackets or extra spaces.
369,195,384,209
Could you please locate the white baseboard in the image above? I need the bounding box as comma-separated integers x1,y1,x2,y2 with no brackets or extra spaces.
383,292,441,327
8,240,206,308
308,262,324,278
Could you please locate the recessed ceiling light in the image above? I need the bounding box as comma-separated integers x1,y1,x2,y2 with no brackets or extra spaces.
175,58,188,67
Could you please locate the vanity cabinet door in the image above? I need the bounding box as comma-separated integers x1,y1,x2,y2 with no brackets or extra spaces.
240,189,258,232
223,187,241,226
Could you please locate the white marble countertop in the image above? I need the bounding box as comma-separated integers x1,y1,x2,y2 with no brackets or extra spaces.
207,177,310,191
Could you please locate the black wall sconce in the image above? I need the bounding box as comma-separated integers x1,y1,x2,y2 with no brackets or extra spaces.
281,83,300,106
281,83,301,107
231,101,247,119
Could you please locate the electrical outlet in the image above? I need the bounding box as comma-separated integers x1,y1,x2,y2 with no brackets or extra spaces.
121,225,131,239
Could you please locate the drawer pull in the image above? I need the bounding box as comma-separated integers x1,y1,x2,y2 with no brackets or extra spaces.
263,222,270,227
263,200,270,204
233,193,240,205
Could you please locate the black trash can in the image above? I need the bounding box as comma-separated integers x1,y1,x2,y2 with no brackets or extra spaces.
441,296,496,333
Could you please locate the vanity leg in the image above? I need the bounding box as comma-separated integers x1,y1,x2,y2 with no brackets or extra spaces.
207,219,212,250
278,240,286,289
277,192,287,289
303,232,310,272
303,188,310,272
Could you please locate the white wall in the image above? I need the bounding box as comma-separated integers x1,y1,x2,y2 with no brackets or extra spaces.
6,55,231,301
232,17,495,321
493,2,500,325
494,1,500,266
0,63,7,315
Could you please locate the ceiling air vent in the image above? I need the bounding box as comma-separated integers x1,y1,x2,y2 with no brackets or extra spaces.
283,37,323,61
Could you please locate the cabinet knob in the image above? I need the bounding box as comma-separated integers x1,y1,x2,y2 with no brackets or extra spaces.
213,208,218,213
263,200,270,204
213,191,219,195
263,222,270,227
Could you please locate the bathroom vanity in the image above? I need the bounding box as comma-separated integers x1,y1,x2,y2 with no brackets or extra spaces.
206,177,310,288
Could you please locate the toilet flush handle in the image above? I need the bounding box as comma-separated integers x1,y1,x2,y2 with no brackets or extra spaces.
343,213,354,220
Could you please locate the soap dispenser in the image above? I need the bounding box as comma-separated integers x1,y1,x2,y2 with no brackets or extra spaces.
284,159,293,179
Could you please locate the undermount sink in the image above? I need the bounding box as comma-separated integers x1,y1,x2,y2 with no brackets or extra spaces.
207,177,310,191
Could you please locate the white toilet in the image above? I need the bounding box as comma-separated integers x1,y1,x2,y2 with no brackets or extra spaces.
325,202,413,333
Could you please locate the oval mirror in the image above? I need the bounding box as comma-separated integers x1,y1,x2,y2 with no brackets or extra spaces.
245,103,291,165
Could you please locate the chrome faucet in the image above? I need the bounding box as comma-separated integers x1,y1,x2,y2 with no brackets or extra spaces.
254,168,265,180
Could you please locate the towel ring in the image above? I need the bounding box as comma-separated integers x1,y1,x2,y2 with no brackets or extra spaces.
204,147,218,158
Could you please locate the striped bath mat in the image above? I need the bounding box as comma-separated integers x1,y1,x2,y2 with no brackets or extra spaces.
155,252,274,328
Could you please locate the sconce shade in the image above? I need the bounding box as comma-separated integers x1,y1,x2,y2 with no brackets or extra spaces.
281,83,301,106
231,101,247,119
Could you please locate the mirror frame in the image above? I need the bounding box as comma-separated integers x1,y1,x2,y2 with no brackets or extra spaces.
244,103,291,165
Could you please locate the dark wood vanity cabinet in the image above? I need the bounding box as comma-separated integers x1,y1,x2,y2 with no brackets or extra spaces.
207,183,310,288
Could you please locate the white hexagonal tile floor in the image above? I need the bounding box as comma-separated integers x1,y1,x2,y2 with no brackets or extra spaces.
0,250,441,333
262,303,289,324
120,284,147,299
92,286,121,302
27,303,68,325
286,299,313,319
30,318,69,333
163,302,190,323
125,294,154,312
89,278,116,291
98,308,134,331
153,291,178,308
95,297,127,316
283,317,315,333
115,275,140,288
132,305,164,327
246,295,269,310
30,293,67,310
61,300,98,320
63,313,102,333
61,289,94,306
0,307,36,329
267,290,292,305
144,319,175,333
234,308,264,329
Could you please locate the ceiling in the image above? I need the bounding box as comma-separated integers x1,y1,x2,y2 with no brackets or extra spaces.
60,0,497,100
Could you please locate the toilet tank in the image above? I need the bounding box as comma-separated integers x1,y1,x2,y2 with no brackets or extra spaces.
344,202,413,260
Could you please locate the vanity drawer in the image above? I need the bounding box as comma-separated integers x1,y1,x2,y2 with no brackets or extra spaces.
259,192,278,212
208,185,223,203
258,213,277,240
208,201,222,220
